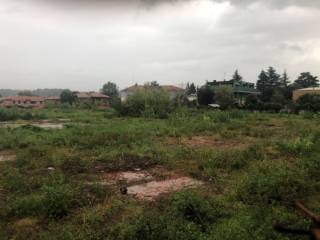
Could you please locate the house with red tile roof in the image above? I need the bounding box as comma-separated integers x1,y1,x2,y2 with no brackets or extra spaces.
0,96,45,109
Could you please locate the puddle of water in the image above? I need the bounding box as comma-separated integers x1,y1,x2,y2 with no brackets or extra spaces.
0,152,16,162
127,177,203,201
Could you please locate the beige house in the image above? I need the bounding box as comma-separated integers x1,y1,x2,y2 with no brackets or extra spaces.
292,87,320,101
73,91,110,107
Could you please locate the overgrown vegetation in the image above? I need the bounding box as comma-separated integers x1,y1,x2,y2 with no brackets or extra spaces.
0,108,319,239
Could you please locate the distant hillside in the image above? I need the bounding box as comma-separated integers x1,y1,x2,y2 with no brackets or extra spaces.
0,89,64,97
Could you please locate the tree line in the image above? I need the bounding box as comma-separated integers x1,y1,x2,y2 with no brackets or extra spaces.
191,67,319,111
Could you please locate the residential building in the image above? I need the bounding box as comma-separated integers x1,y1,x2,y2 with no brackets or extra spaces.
0,96,45,109
45,96,60,105
207,79,261,105
120,84,184,102
73,91,110,107
293,87,320,101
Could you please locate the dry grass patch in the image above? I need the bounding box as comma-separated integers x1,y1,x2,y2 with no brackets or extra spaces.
180,136,251,150
0,151,16,162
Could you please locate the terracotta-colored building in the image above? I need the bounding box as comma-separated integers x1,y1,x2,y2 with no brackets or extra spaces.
0,96,45,109
293,87,320,101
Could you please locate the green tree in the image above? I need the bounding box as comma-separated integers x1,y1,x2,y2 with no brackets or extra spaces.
101,82,119,99
257,67,282,102
231,70,243,84
294,72,319,89
119,89,172,118
18,90,34,96
150,81,160,87
257,70,271,102
197,84,214,106
267,66,281,88
296,94,320,112
215,86,234,110
280,70,290,88
60,90,75,105
186,82,197,95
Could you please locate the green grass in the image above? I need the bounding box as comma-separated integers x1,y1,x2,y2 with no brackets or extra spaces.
0,107,319,239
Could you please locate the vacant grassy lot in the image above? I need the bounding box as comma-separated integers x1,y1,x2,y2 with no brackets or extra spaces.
0,108,319,239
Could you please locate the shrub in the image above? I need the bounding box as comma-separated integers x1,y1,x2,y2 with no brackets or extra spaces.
117,89,173,118
0,108,46,121
9,194,44,217
278,137,314,156
237,162,308,205
296,94,320,112
215,86,234,110
41,177,77,219
197,85,214,106
244,95,262,111
116,210,202,240
262,102,283,113
170,191,225,229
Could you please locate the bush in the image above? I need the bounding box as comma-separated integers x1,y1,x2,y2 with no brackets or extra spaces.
41,177,78,219
0,108,46,121
262,102,283,113
116,210,202,240
244,95,262,111
117,90,173,118
9,194,44,217
170,191,225,229
197,85,214,106
296,94,320,112
278,137,314,156
237,162,308,205
215,86,234,110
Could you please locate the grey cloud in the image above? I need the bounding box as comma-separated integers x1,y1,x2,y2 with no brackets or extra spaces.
215,0,320,8
6,0,320,8
0,0,319,90
279,43,303,52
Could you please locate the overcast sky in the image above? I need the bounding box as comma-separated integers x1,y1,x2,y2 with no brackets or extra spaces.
0,0,319,90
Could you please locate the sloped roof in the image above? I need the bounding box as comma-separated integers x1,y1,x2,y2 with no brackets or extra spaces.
73,92,109,99
45,96,60,100
295,87,320,91
1,96,44,101
121,85,184,93
161,85,184,92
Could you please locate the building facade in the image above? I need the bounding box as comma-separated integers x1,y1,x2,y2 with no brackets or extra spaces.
207,79,261,105
73,92,110,107
292,87,320,101
0,96,45,109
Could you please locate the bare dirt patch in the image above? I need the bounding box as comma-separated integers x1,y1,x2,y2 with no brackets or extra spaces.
99,170,153,185
127,177,203,201
0,122,64,129
0,151,16,162
89,167,204,201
